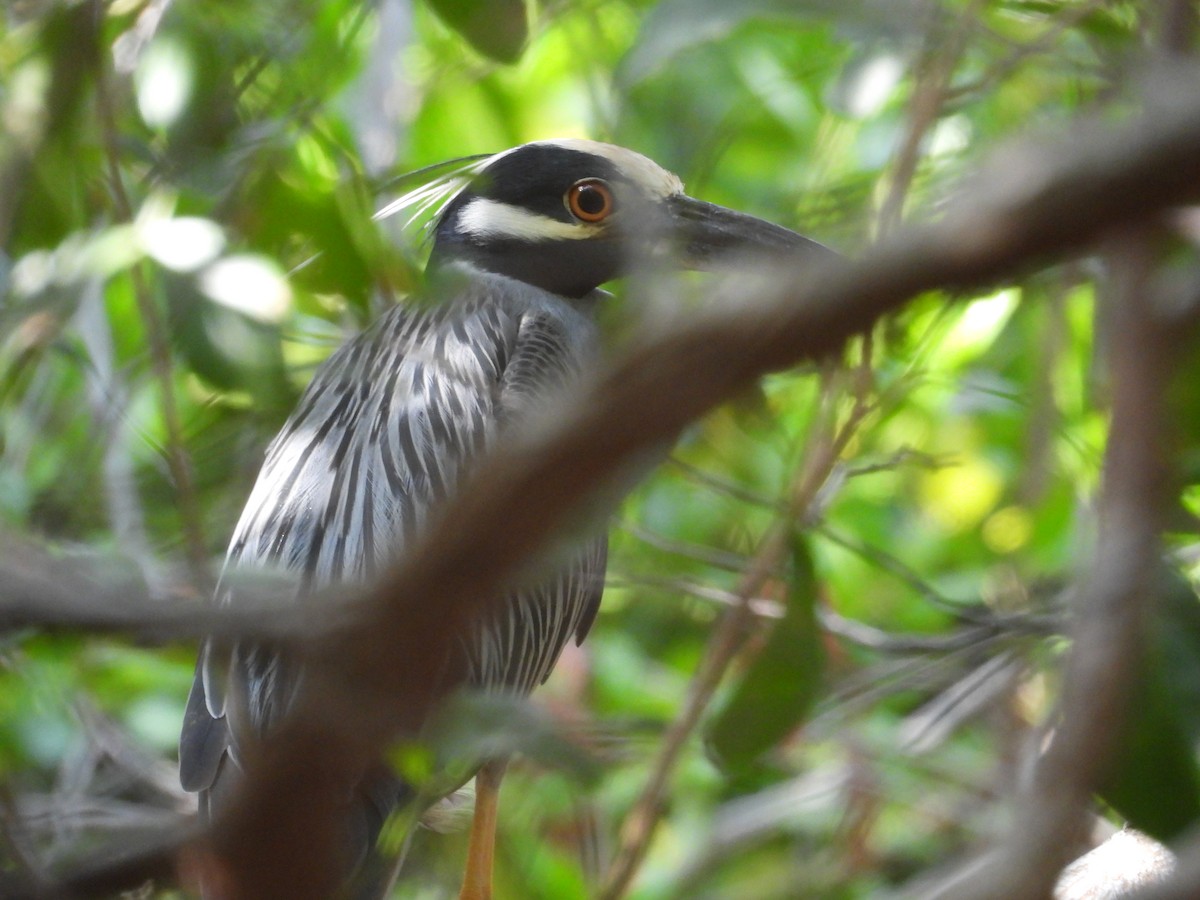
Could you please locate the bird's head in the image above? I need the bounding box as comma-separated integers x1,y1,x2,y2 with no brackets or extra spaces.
427,139,829,299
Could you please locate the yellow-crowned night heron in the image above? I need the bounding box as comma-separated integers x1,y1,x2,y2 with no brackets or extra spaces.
179,139,824,899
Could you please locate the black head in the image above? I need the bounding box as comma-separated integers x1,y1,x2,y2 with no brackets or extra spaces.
428,139,829,299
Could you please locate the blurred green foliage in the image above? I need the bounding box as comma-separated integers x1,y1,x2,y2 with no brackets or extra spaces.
2,0,1199,897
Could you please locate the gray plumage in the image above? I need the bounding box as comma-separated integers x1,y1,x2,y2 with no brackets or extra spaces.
179,263,606,803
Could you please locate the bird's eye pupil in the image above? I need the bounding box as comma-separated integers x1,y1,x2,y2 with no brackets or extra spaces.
577,186,605,215
566,179,614,223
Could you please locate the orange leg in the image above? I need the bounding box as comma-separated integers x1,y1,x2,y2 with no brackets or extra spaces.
459,758,509,900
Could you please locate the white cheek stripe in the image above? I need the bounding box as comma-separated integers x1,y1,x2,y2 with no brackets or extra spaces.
458,198,598,242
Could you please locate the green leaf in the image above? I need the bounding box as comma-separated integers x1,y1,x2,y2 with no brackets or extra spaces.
424,0,529,64
1098,568,1200,841
705,533,824,772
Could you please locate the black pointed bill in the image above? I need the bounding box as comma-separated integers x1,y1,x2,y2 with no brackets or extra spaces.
666,195,834,269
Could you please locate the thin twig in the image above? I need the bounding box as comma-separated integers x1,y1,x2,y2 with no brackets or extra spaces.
841,446,951,478
814,524,972,617
1019,272,1072,505
666,457,783,509
91,3,209,583
76,281,160,584
616,521,760,575
605,574,782,619
878,1,980,235
818,608,1047,655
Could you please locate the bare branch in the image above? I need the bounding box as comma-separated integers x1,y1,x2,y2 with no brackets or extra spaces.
0,537,306,644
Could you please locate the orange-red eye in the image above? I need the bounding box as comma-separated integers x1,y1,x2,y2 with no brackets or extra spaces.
565,179,614,223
